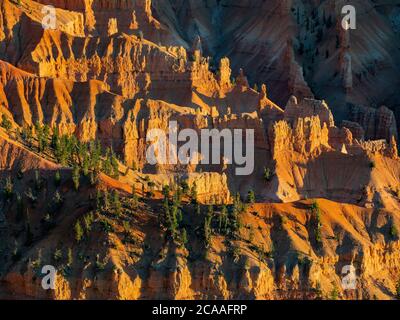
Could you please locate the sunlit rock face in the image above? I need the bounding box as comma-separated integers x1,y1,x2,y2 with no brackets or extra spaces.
0,0,400,301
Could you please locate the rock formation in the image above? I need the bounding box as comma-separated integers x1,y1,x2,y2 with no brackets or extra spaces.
0,0,400,301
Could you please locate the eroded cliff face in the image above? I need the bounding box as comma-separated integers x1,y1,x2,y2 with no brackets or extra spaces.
151,0,400,129
1,166,399,300
0,0,400,300
0,0,399,209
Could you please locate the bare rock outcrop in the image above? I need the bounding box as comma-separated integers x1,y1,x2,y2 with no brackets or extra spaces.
284,96,334,128
349,104,398,142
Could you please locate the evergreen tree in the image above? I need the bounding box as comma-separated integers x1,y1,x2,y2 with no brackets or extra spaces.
52,191,63,211
74,221,83,242
147,181,156,197
195,202,201,216
51,127,60,149
204,215,212,248
180,180,189,195
67,248,73,267
396,279,400,299
161,197,170,227
131,186,139,209
54,170,61,187
219,205,228,234
162,185,170,200
190,183,198,204
1,114,12,130
110,152,119,179
181,228,188,247
82,154,90,176
3,176,13,200
89,171,98,186
72,165,80,191
83,212,94,236
96,189,102,212
112,190,121,215
263,167,273,181
207,204,214,218
103,189,110,212
102,148,113,176
247,190,256,204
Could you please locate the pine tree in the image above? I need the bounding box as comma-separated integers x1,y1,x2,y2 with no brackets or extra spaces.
42,124,50,149
247,190,256,204
190,183,198,204
54,170,61,187
181,228,188,247
82,154,90,176
67,248,73,267
263,167,273,181
204,215,212,248
196,202,201,216
3,176,13,200
74,221,83,242
207,204,214,218
162,197,170,227
51,127,60,149
52,191,63,210
131,186,139,209
162,185,170,199
89,171,97,186
102,148,113,176
112,190,121,215
147,181,156,197
72,165,80,191
96,190,102,212
83,212,94,236
219,205,228,233
103,189,110,212
110,152,119,179
1,114,12,130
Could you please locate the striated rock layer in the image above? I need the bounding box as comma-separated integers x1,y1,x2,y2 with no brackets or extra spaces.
0,0,400,300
